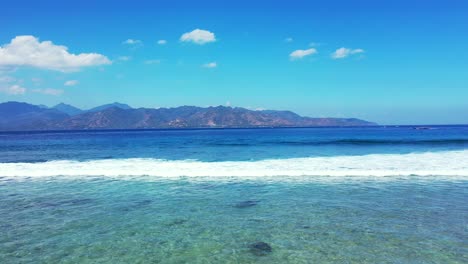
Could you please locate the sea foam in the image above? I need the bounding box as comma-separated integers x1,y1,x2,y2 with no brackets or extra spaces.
1,150,467,179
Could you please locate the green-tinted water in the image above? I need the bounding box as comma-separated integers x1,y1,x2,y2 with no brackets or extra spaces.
1,177,466,263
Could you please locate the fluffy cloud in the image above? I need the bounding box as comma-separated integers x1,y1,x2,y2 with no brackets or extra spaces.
0,84,26,95
123,39,142,45
180,29,216,44
203,62,217,68
0,36,111,72
332,47,364,59
157,40,167,45
64,80,78,86
289,48,317,60
32,88,63,96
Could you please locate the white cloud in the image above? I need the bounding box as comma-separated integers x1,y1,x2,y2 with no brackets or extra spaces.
289,48,317,60
144,59,161,65
32,88,63,96
285,37,293,43
352,49,365,54
157,40,167,45
117,56,131,61
180,29,216,44
64,80,78,86
332,47,364,59
0,84,26,95
123,39,142,45
203,62,217,68
0,36,111,72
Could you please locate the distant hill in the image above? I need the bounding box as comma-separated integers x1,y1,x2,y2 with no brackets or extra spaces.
53,103,83,116
86,102,132,113
0,101,377,131
0,102,69,131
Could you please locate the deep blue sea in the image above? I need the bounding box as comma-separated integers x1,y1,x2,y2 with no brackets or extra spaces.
1,126,467,263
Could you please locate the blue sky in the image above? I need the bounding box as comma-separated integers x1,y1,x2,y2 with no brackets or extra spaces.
0,0,467,125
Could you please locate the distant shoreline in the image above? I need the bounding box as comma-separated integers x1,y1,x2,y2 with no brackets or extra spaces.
0,124,467,134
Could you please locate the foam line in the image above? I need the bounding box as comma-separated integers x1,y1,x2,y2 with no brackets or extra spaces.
1,150,467,179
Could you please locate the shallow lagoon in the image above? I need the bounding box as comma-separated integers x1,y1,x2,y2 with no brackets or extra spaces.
1,176,466,263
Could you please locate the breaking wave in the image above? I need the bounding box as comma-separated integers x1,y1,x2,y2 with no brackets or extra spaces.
1,150,467,179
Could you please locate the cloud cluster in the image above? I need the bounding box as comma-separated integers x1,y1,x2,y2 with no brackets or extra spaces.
331,47,364,59
0,32,366,99
289,48,317,60
0,75,24,95
0,73,68,96
0,84,26,95
0,83,63,96
180,29,216,44
0,36,111,72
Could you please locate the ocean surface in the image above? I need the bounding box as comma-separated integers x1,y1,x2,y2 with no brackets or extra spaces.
0,126,467,263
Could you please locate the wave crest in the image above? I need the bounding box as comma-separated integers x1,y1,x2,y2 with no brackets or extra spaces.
1,150,467,179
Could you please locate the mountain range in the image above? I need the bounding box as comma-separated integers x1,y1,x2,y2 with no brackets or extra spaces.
0,101,376,131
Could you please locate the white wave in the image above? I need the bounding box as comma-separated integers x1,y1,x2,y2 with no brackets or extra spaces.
1,150,468,179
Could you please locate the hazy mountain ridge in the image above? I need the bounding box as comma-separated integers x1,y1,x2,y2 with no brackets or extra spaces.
0,101,376,131
0,102,69,131
85,102,133,113
53,103,83,116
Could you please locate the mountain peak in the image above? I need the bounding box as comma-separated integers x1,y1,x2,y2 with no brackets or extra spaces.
86,102,132,113
53,103,83,116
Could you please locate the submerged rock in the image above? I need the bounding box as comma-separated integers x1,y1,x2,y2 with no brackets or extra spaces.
39,198,93,208
249,242,272,256
167,219,188,226
119,199,152,212
134,199,152,206
65,198,93,205
234,200,259,208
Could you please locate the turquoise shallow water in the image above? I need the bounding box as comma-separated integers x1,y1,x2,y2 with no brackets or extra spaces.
1,176,466,263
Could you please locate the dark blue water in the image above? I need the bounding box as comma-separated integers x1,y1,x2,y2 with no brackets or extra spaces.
1,126,467,163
